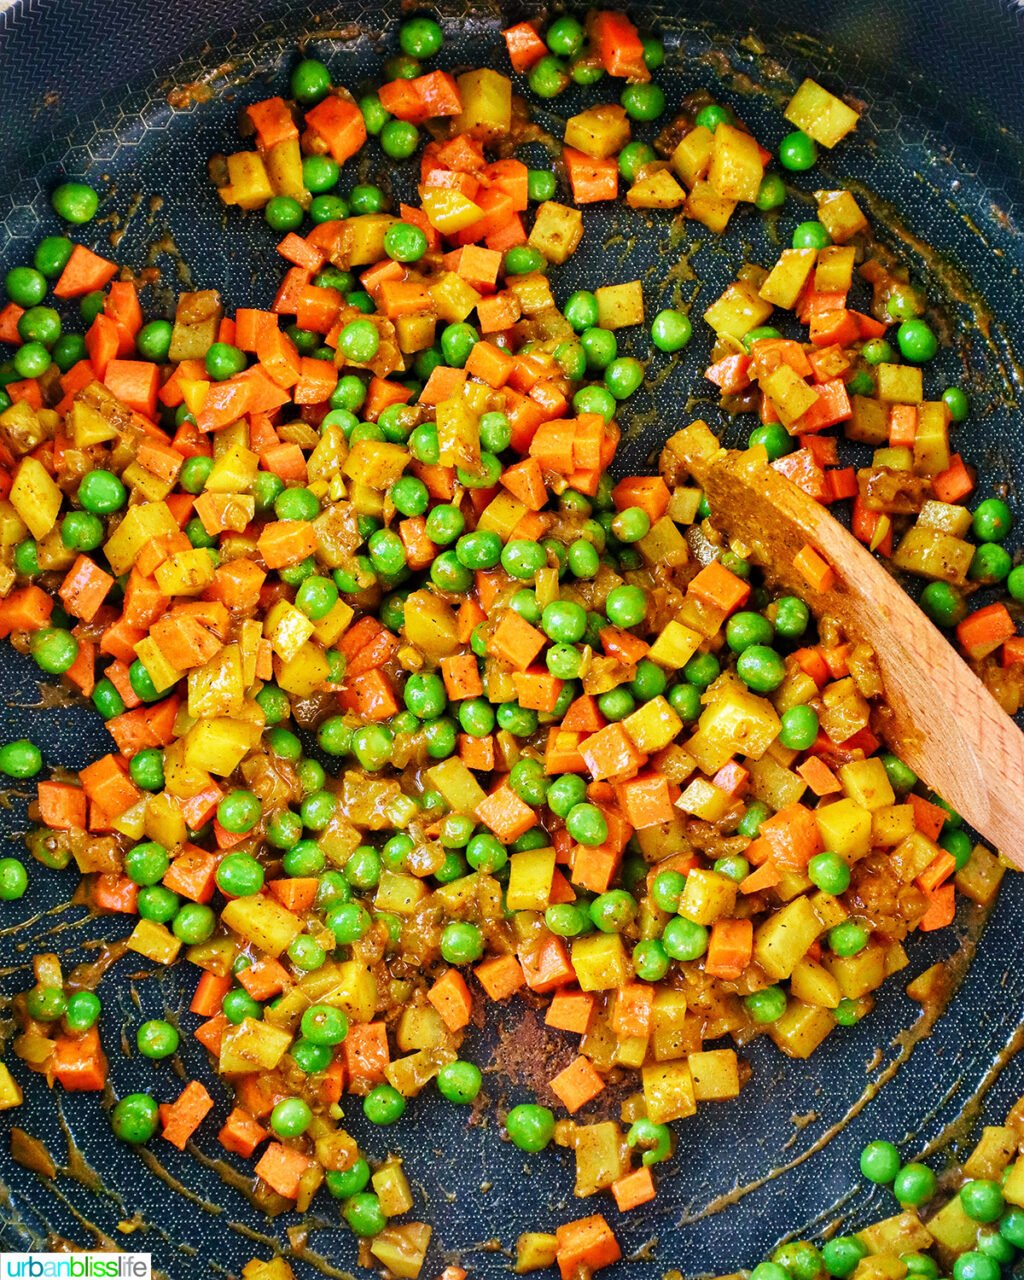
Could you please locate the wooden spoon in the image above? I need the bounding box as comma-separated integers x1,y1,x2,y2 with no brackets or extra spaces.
672,423,1024,869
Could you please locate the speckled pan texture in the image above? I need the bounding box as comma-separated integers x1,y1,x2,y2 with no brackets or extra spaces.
1,1,1023,1277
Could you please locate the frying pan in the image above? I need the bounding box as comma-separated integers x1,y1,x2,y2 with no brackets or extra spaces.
2,1,1024,1277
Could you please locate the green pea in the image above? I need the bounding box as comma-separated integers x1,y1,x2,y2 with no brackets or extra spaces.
897,319,938,363
755,173,787,211
0,857,29,900
63,991,101,1032
291,57,332,104
744,986,787,1024
173,903,215,944
217,790,261,834
136,1018,179,1059
651,308,693,353
736,644,785,693
589,889,636,933
505,1103,554,1151
662,916,708,961
829,920,869,956
893,1162,938,1207
437,1059,482,1104
778,130,818,171
792,220,831,249
400,15,443,57
961,1180,1006,1224
546,14,584,57
633,938,670,982
0,739,42,778
920,580,966,628
605,584,646,628
621,82,665,122
527,169,557,202
111,1093,160,1144
30,627,79,675
972,497,1013,543
528,54,570,99
807,850,851,894
310,194,350,223
78,468,126,514
363,1082,406,1125
779,704,820,750
7,265,50,307
34,235,74,278
942,387,969,422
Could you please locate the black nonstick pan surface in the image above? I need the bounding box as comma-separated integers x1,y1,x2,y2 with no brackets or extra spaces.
1,1,1024,1277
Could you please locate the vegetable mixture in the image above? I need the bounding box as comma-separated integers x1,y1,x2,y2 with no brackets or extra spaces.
0,8,1018,1278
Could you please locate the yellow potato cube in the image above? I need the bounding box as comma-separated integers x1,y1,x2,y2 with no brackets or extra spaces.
627,168,686,209
708,125,764,203
506,847,556,911
403,589,458,659
892,525,973,585
678,868,737,924
10,456,63,540
222,151,274,209
622,695,683,753
642,1061,696,1123
759,248,817,309
685,181,736,233
648,620,703,669
515,1234,559,1274
565,104,631,158
527,201,584,265
877,363,923,404
428,270,482,323
913,401,951,475
838,758,895,811
275,642,331,697
454,69,512,141
671,126,714,188
155,548,217,596
687,685,781,774
785,79,860,148
704,279,773,339
790,957,842,1008
768,999,835,1058
814,245,856,293
754,896,822,980
826,945,887,999
127,918,182,965
815,797,873,860
816,189,869,242
426,758,487,813
347,214,399,265
595,280,644,329
571,934,631,991
688,1048,740,1100
264,600,315,663
184,716,257,776
221,895,302,957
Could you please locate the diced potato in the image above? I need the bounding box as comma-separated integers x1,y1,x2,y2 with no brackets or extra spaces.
687,685,781,774
324,960,378,1024
814,245,856,293
671,126,714,188
169,290,223,362
572,934,631,992
155,548,217,596
685,182,736,233
515,1233,559,1274
955,844,1004,906
651,988,696,1062
627,168,687,209
221,895,302,958
528,201,584,265
343,439,407,490
892,526,973,585
648,620,702,668
761,364,819,428
372,1158,415,1216
184,716,258,776
396,1001,448,1052
918,499,972,538
754,896,822,980
403,589,458,659
574,1121,628,1197
276,643,331,697
759,248,817,309
623,695,683,753
454,69,512,140
688,1048,740,1100
428,271,481,322
642,1061,696,1123
676,778,732,823
767,999,834,1058
858,1210,933,1256
222,152,274,209
790,957,841,1008
838,758,895,811
704,280,773,340
374,870,430,916
747,752,807,810
815,797,872,860
595,280,644,330
847,395,890,446
637,516,689,567
127,918,182,965
816,190,869,243
871,804,916,847
219,1018,293,1073
565,104,631,158
785,79,860,148
264,600,315,663
0,1061,23,1110
877,363,923,404
265,137,308,207
678,868,737,924
913,402,951,475
1005,1159,1024,1209
506,847,556,911
926,1195,979,1252
708,124,763,203
425,758,487,814
369,1223,432,1280
826,945,887,999
347,214,400,265
134,637,185,694
10,457,63,540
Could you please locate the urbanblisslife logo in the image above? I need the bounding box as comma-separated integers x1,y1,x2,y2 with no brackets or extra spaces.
0,1255,151,1279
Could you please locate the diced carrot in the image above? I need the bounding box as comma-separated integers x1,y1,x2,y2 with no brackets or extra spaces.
706,353,751,394
441,652,484,701
957,603,1015,660
237,956,290,1001
247,96,299,149
84,314,121,379
80,753,141,816
555,1215,622,1280
380,70,462,123
563,147,618,204
52,1025,108,1092
918,882,956,932
163,846,219,904
489,610,546,671
218,1107,269,1159
474,954,526,1002
511,667,564,713
303,94,367,163
419,364,468,405
916,850,957,894
705,918,754,980
161,1080,214,1150
545,988,595,1035
338,669,399,721
740,859,781,895
519,931,576,993
590,9,649,79
612,1166,656,1212
477,290,522,333
0,584,53,637
796,755,843,796
188,971,232,1019
257,519,318,569
37,780,87,830
550,1055,605,1114
793,543,837,593
427,968,474,1031
760,803,824,870
475,778,537,843
342,1021,390,1090
688,559,751,613
608,983,655,1039
267,877,319,913
615,773,676,829
932,454,974,504
0,302,24,345
568,843,621,894
254,1142,311,1198
579,722,647,783
503,20,547,71
59,555,114,622
54,245,118,298
235,307,276,352
363,376,413,422
909,793,948,842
